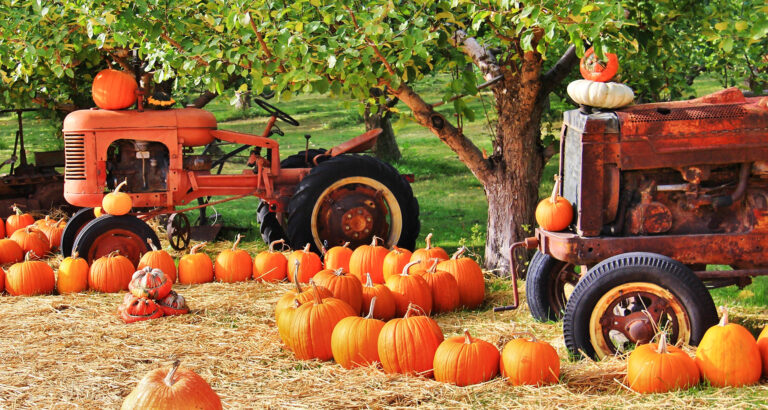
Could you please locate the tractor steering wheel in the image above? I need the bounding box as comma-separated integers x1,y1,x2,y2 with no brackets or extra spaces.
254,98,299,126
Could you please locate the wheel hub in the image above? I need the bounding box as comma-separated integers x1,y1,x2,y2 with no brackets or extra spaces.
626,317,654,344
342,207,374,239
316,182,390,248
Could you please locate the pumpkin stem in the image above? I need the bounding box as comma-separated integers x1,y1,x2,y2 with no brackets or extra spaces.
24,250,37,261
550,175,562,204
427,258,439,274
656,332,669,354
719,306,729,326
164,360,181,387
292,260,303,293
115,179,128,194
424,233,433,249
463,329,472,344
365,296,377,319
404,302,415,318
364,273,374,288
402,260,420,276
451,246,466,260
342,241,350,249
333,267,345,276
232,233,243,251
190,242,207,255
310,280,323,305
370,236,382,247
108,250,121,258
147,238,159,252
303,243,311,253
11,204,22,216
72,248,79,259
269,239,285,253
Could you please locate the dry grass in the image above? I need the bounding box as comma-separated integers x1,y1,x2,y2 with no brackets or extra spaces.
1,241,768,408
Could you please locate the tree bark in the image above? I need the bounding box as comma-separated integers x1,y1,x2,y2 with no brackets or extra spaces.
364,106,401,163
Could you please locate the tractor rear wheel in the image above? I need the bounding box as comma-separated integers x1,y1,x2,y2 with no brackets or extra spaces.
60,207,95,257
72,215,160,266
284,154,419,252
525,251,580,322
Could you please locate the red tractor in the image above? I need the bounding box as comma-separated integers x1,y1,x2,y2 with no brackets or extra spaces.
60,98,419,265
502,88,768,359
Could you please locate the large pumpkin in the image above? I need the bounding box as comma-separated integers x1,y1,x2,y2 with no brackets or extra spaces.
695,307,761,387
312,267,363,313
10,226,50,260
331,297,386,369
361,273,396,321
5,252,55,296
348,236,389,283
377,303,444,376
627,333,699,393
287,243,323,283
500,334,560,386
566,79,634,109
0,238,24,264
385,260,432,317
253,239,288,282
57,250,89,294
129,266,173,300
102,180,133,216
535,175,573,232
121,360,222,410
324,241,352,272
92,69,138,110
420,259,460,314
433,329,500,386
178,242,214,284
275,268,333,323
409,233,449,271
138,242,177,283
214,234,252,283
6,205,34,236
89,251,135,293
437,247,485,309
382,247,412,282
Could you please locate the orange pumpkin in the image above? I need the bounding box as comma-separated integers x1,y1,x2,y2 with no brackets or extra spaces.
38,217,66,251
277,299,303,349
579,47,620,82
382,247,412,282
178,242,214,284
627,333,699,393
758,326,768,378
437,247,486,309
361,272,396,321
348,236,389,283
275,268,333,323
385,260,432,317
57,250,89,294
10,226,50,259
92,69,138,110
214,234,252,283
121,360,222,410
6,205,34,236
409,233,449,271
433,329,500,386
500,334,560,386
287,283,357,360
129,266,173,300
535,175,573,231
89,251,135,293
102,180,133,216
137,241,177,283
312,267,363,313
0,238,24,264
695,307,761,387
94,206,104,217
420,259,460,314
5,251,55,296
157,290,190,316
287,243,322,283
378,303,444,376
324,241,353,271
331,297,386,369
253,239,288,282
119,295,164,323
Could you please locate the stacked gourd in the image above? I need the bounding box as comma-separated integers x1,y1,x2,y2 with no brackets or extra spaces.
118,266,189,324
566,47,634,109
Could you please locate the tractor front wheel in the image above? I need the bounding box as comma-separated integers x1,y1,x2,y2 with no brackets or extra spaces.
72,215,160,266
525,251,580,322
60,207,96,257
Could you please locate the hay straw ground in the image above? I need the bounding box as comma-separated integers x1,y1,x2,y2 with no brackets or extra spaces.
1,243,768,408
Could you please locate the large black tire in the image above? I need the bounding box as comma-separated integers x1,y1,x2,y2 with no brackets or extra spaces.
563,252,717,360
256,149,327,246
60,207,95,257
72,215,161,266
285,154,419,252
525,251,579,322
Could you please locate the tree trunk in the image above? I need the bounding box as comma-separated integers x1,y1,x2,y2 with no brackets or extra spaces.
364,106,401,163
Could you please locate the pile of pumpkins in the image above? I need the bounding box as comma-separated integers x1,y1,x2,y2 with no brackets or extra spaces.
627,306,768,393
118,266,189,324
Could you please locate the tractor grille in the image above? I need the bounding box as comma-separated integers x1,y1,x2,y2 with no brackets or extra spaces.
624,104,746,123
561,126,581,211
64,133,86,180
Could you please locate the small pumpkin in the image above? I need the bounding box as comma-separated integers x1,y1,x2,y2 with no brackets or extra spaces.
579,47,619,82
500,333,560,386
5,251,55,296
39,217,66,251
695,307,761,387
0,238,24,264
137,240,177,283
287,243,322,284
287,282,357,361
324,241,353,272
410,233,449,271
378,303,444,376
627,333,700,394
92,69,138,110
157,290,189,316
89,250,135,293
253,239,288,282
10,226,50,259
102,180,133,216
566,79,634,109
57,249,89,294
348,236,389,283
420,259,460,314
121,360,222,410
535,175,573,232
361,273,397,321
437,247,486,309
129,266,173,300
6,205,34,236
433,329,500,386
331,296,386,369
385,260,432,317
214,234,252,283
178,242,214,284
312,267,363,313
382,246,412,282
119,295,164,323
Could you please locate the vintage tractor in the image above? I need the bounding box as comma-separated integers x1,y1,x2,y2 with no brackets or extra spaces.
60,98,419,265
500,88,768,359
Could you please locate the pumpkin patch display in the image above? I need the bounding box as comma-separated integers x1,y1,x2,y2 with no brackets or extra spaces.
382,247,412,282
89,251,135,293
535,175,573,232
695,307,761,387
331,297,386,369
348,236,389,283
287,243,323,283
254,239,289,282
0,238,24,264
214,234,253,283
10,226,50,260
433,329,500,386
361,273,396,321
157,291,190,316
6,205,34,236
377,303,444,376
324,241,352,271
312,267,363,313
138,241,177,283
4,251,55,296
500,334,560,386
627,333,699,394
57,250,89,294
121,360,222,410
437,247,486,309
102,180,133,216
410,233,449,271
92,69,138,110
385,260,432,317
129,266,173,300
178,242,214,284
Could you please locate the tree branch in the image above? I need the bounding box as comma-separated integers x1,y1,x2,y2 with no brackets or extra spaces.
247,12,287,73
345,6,396,76
539,45,578,96
451,30,502,82
161,32,209,67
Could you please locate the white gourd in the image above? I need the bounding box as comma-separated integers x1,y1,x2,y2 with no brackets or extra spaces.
567,79,634,109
